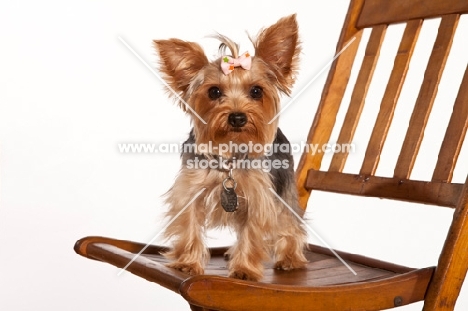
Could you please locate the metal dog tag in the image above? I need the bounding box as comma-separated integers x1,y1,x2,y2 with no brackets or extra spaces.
221,177,238,212
221,187,238,212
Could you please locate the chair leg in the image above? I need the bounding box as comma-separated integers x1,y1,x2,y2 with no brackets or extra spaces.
424,177,468,311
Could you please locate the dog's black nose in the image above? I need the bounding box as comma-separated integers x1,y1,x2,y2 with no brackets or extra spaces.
228,112,247,128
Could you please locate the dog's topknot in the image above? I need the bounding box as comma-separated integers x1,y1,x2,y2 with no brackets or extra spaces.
212,33,240,59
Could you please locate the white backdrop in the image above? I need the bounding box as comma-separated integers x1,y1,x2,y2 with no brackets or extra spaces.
1,1,467,310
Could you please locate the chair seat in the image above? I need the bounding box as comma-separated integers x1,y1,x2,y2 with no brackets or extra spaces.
74,236,434,310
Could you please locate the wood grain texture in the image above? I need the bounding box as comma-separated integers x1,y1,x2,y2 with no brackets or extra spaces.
394,14,459,179
360,20,422,175
424,176,468,310
329,25,387,172
305,170,463,207
357,0,468,28
296,0,365,209
75,236,435,310
432,64,468,183
181,268,434,311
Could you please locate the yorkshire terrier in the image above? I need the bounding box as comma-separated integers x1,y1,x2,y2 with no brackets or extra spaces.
154,14,307,281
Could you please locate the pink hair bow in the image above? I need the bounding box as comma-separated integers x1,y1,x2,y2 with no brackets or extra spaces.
220,51,252,75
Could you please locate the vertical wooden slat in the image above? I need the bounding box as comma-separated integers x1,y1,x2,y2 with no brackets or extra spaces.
328,25,387,172
296,0,365,209
423,175,468,311
432,65,468,183
393,14,460,179
360,20,423,175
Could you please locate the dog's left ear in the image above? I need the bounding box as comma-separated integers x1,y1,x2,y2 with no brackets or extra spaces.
255,14,300,95
154,39,208,111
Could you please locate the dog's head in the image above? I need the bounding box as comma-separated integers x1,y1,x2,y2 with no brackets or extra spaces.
154,14,300,158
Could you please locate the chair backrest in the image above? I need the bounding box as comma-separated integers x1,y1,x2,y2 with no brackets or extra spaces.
295,0,468,309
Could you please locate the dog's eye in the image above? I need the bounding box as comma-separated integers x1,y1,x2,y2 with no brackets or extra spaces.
208,87,222,100
250,86,263,99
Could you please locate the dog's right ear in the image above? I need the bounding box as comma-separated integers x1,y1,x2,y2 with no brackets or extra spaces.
154,39,208,108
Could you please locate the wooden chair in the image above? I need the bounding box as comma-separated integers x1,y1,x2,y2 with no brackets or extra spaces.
75,0,468,309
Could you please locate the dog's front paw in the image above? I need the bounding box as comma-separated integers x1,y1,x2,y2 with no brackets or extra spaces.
166,262,204,275
228,267,262,282
274,257,307,271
